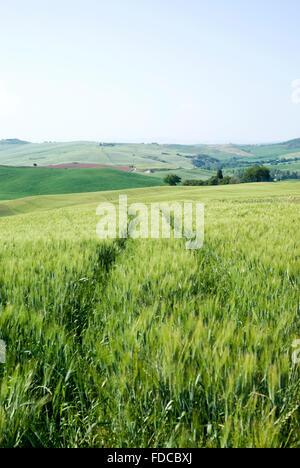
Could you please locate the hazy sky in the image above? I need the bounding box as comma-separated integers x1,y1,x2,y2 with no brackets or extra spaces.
0,0,300,143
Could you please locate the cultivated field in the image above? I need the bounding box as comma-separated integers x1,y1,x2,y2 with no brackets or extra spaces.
0,181,299,447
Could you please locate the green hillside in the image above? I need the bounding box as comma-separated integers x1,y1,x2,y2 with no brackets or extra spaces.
237,139,300,158
0,140,197,169
0,166,164,201
1,138,300,180
1,180,299,218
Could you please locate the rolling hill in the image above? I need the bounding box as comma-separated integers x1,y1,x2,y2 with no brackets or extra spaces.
1,138,300,178
0,165,164,200
1,180,299,218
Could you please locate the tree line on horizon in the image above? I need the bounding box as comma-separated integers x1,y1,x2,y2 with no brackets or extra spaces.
164,166,273,187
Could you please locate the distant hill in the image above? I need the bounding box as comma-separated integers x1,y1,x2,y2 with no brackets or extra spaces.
280,138,300,150
0,139,29,145
0,138,299,178
0,166,164,200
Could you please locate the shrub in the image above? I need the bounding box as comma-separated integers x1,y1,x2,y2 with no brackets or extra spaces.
219,176,231,185
182,179,206,186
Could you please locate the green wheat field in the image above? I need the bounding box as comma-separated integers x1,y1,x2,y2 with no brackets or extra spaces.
0,181,300,447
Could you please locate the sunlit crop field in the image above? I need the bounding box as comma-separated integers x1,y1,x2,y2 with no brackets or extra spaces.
0,182,299,447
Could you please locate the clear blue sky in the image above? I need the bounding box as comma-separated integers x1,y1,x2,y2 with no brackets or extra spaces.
0,0,299,143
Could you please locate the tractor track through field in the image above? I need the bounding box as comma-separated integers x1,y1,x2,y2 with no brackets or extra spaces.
62,237,130,343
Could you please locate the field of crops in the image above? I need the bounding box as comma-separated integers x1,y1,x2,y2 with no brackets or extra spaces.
0,181,300,447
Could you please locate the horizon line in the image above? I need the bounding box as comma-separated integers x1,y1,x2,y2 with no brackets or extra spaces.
1,136,300,146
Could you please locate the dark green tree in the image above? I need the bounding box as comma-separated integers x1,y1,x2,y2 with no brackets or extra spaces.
242,166,271,183
163,174,182,186
217,169,223,180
